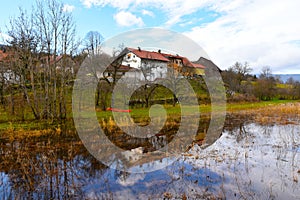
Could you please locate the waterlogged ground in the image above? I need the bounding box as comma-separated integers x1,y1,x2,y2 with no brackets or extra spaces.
0,115,300,199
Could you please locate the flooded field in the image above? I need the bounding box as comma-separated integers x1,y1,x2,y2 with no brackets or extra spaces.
0,115,299,199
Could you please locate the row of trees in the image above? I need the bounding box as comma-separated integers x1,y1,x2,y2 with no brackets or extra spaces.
0,0,299,123
222,62,300,101
0,0,80,121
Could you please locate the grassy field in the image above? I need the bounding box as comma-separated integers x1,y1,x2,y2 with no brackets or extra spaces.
226,99,298,111
0,99,299,132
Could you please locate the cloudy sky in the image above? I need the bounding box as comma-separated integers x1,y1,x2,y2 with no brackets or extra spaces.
1,0,300,74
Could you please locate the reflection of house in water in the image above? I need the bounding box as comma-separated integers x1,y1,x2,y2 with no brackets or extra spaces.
121,147,144,163
102,47,208,82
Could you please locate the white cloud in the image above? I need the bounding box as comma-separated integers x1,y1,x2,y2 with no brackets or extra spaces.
81,0,135,9
184,0,300,73
63,4,75,13
80,0,300,73
80,0,210,26
141,9,154,17
114,11,144,27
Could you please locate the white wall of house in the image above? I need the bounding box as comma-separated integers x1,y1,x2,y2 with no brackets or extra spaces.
121,52,141,69
123,70,144,81
2,70,20,84
141,60,168,81
121,52,168,82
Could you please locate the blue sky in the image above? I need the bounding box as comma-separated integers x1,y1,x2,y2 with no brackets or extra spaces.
1,0,300,74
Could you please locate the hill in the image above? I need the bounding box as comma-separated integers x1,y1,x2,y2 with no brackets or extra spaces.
276,74,300,83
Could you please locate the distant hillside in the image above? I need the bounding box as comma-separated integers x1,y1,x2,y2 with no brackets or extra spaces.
276,74,300,83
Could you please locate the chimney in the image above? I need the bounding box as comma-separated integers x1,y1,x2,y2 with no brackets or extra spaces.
158,49,161,53
138,47,141,51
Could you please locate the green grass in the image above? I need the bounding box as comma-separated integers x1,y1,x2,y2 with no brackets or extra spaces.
0,95,299,132
226,99,299,112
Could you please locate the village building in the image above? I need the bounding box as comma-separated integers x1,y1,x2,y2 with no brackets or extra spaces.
39,55,76,75
0,48,20,84
0,46,77,85
120,47,169,81
102,47,207,83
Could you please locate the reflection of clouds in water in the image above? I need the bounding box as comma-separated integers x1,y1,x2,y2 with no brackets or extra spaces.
117,173,146,186
126,157,178,173
79,123,300,199
187,123,300,200
2,122,299,199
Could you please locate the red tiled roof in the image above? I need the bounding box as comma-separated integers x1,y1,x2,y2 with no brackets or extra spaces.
106,64,139,72
0,50,8,62
40,55,64,65
162,52,205,69
127,48,169,62
181,57,194,68
161,53,183,59
191,63,205,69
119,65,139,71
126,47,205,69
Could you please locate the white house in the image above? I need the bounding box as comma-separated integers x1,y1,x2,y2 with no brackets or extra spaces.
102,47,206,83
120,47,169,81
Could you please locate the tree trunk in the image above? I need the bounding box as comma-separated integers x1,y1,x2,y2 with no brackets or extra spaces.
172,93,178,107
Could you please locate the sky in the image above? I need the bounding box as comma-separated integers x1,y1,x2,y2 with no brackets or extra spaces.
0,0,300,74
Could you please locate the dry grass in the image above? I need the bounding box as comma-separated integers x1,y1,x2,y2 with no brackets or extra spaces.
1,122,62,141
230,102,300,125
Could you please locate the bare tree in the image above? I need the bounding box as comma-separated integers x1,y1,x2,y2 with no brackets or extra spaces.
7,8,41,119
34,0,77,120
5,0,78,121
59,9,77,119
223,62,253,94
165,62,185,106
136,60,163,108
254,66,276,100
84,31,103,56
260,66,272,79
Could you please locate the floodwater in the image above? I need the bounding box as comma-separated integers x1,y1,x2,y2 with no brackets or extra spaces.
0,116,300,199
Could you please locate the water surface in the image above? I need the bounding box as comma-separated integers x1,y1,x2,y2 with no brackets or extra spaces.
0,117,299,199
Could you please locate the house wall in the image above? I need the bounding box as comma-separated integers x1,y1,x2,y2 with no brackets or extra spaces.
141,60,168,81
118,50,205,82
121,52,168,82
123,70,144,82
121,52,141,69
170,58,183,67
3,70,20,84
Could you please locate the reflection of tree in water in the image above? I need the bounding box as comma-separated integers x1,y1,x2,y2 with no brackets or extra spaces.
223,113,254,142
2,119,299,199
0,133,108,199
